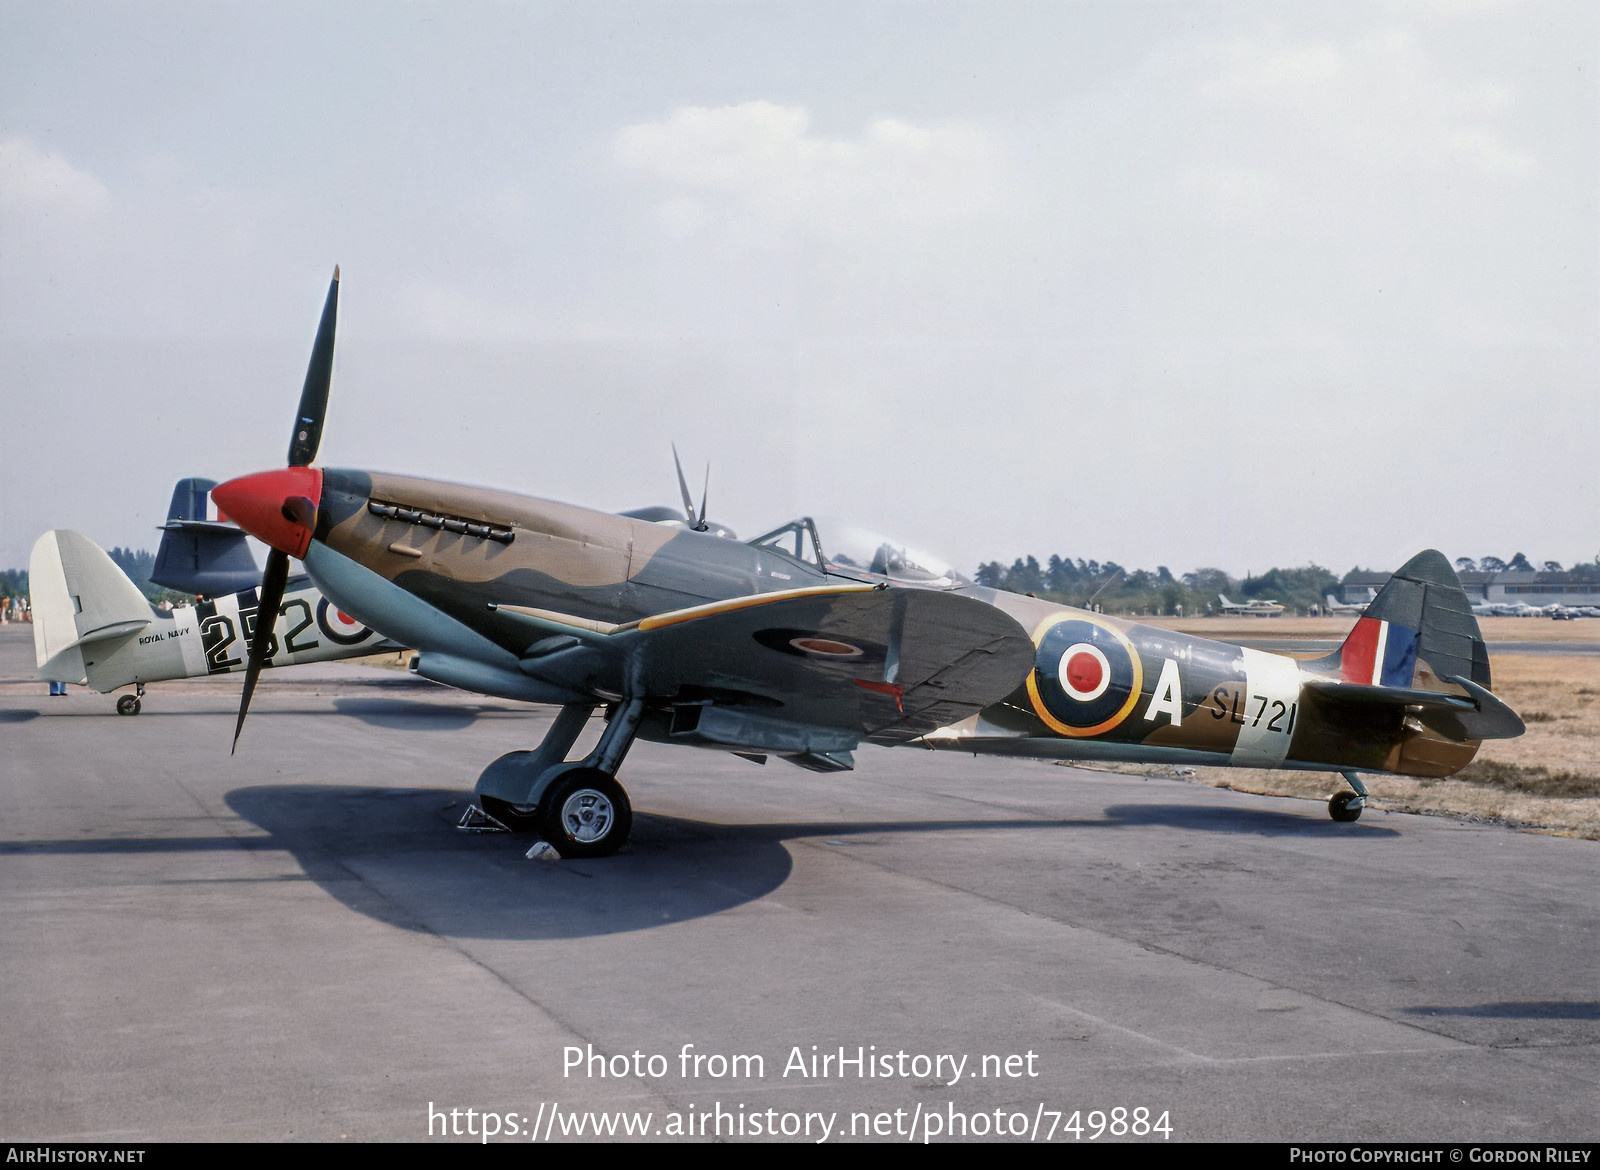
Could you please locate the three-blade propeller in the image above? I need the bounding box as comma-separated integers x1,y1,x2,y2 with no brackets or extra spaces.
231,267,339,752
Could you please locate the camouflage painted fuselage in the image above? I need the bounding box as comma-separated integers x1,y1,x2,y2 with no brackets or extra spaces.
923,590,1478,777
299,469,1491,779
316,469,824,629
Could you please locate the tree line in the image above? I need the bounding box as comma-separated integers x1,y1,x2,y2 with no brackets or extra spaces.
972,556,1341,616
976,552,1600,617
1454,555,1600,581
0,548,161,602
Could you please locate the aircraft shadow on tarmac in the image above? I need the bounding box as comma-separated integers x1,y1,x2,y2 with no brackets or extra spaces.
1101,803,1400,837
1,698,523,726
329,696,522,731
211,784,1135,940
1402,1001,1600,1020
217,785,1383,938
0,784,1391,941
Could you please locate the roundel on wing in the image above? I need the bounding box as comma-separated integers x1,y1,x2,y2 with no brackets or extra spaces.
1026,617,1143,737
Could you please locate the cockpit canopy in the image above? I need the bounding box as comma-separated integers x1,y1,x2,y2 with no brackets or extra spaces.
826,523,965,586
747,518,825,568
748,518,965,587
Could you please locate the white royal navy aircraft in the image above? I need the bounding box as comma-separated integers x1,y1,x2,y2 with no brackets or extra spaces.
31,478,402,714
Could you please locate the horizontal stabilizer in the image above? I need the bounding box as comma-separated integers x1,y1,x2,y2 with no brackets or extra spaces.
1303,675,1524,741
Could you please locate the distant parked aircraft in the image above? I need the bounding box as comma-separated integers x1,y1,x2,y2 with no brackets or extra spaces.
1324,590,1376,616
1218,594,1285,617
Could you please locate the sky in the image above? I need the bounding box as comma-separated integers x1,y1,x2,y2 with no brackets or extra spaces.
2,1,1596,580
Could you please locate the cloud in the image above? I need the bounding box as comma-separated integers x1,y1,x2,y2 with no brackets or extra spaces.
1187,28,1536,181
0,137,109,216
614,101,1021,239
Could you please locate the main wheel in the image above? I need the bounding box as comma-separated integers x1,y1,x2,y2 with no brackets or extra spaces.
116,694,141,716
1328,790,1362,822
539,769,632,859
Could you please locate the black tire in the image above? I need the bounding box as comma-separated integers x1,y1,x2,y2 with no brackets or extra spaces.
539,769,632,858
116,694,141,716
478,795,541,833
1329,790,1362,822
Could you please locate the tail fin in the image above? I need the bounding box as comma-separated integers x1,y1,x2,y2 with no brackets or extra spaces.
150,477,260,595
1319,549,1490,690
31,531,155,683
1305,550,1521,752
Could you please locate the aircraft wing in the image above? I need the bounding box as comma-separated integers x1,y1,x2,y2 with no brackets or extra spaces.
626,584,1034,745
497,584,1035,753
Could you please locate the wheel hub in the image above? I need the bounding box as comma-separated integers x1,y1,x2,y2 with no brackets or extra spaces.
560,789,615,843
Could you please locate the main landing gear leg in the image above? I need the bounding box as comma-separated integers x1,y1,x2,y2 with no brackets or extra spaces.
1330,770,1369,822
468,699,644,858
538,697,642,859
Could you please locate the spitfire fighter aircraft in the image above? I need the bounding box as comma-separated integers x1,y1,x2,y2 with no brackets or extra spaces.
212,271,1524,857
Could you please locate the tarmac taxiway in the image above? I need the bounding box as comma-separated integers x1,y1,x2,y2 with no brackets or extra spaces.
0,624,1594,1142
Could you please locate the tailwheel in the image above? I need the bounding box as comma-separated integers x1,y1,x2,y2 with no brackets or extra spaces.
539,768,632,859
1328,790,1363,822
116,694,142,716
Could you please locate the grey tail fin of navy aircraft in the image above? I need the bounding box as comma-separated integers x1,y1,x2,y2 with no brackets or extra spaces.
150,477,261,597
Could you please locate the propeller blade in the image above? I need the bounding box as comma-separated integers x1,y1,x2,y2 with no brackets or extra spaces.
287,266,340,468
231,547,290,754
672,443,698,528
697,464,710,533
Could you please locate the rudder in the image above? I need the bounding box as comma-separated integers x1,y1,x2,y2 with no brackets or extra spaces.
1320,550,1492,690
30,531,156,683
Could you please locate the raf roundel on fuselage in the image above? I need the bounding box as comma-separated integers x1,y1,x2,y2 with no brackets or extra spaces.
1026,616,1144,737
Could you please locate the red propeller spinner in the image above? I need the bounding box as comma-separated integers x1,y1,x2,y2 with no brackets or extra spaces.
211,467,324,559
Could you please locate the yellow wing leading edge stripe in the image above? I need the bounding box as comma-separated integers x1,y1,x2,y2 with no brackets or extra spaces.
636,584,881,632
494,583,883,640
